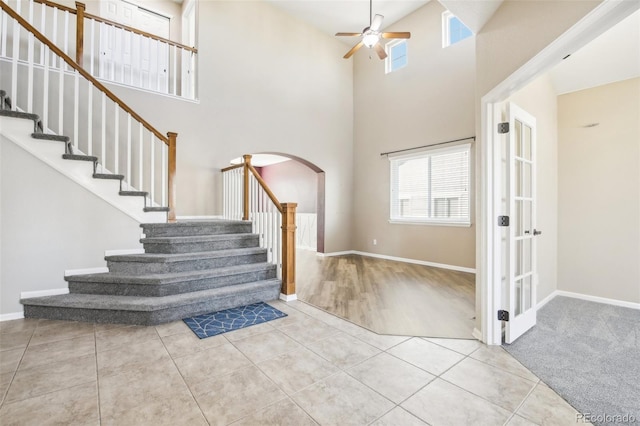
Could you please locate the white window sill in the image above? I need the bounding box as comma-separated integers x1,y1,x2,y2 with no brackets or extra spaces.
389,219,472,228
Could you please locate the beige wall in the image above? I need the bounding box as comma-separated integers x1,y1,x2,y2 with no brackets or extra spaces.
260,160,317,214
352,1,476,268
506,74,559,304
558,78,640,303
1,136,143,315
102,0,355,253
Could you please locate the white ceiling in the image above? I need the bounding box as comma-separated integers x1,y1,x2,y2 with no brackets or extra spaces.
549,9,640,95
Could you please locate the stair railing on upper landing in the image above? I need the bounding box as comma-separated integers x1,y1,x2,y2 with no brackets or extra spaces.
222,155,297,299
0,1,177,221
3,0,197,100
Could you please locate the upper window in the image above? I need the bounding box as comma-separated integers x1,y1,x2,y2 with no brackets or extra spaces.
385,40,408,74
389,144,471,225
442,11,473,47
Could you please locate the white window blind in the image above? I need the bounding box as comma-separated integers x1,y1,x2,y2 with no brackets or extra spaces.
390,144,471,225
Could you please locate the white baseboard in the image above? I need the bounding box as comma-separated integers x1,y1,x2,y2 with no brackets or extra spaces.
104,248,144,256
279,293,298,302
64,267,109,277
176,215,223,220
536,291,558,310
21,288,69,299
472,327,483,341
554,290,640,310
0,311,25,321
317,251,354,257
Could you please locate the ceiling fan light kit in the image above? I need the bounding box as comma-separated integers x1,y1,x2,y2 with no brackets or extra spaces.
335,0,411,60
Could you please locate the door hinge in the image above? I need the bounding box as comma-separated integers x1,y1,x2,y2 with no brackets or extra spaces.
498,216,509,227
498,122,509,134
498,310,510,321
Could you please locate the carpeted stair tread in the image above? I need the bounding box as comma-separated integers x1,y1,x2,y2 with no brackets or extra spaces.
31,132,69,142
120,190,148,197
143,206,170,212
106,247,266,263
0,109,39,121
65,262,275,285
22,279,281,311
141,220,252,237
63,154,98,162
141,233,258,244
93,173,124,180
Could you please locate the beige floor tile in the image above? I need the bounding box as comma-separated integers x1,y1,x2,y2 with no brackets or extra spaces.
278,316,339,345
93,323,130,333
402,378,512,426
28,321,94,346
232,398,318,426
0,348,25,375
0,319,38,335
95,325,159,352
224,321,275,342
269,307,312,328
20,335,95,370
161,330,227,359
155,320,192,337
5,353,96,403
102,393,207,426
0,382,99,426
352,329,410,351
173,343,251,386
97,337,171,378
233,329,303,363
470,345,539,381
507,414,540,425
257,347,339,395
517,383,580,425
308,332,380,369
441,357,536,412
371,407,428,426
424,337,484,355
193,366,286,425
0,331,33,352
292,372,394,426
1,371,14,404
347,352,435,404
387,337,465,376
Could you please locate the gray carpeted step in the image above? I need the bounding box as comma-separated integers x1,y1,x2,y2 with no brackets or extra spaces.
141,220,252,238
93,173,124,180
21,279,282,325
63,154,98,163
120,190,148,197
0,109,40,130
31,132,69,142
142,234,260,254
106,247,268,274
66,263,277,296
143,206,170,212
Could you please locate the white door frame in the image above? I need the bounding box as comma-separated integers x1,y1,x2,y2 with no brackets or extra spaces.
478,0,639,345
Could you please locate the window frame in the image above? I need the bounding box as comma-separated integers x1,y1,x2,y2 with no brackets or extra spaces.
385,39,408,74
389,143,472,227
442,11,473,48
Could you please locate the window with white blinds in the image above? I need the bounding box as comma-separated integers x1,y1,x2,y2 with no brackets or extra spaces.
389,144,471,225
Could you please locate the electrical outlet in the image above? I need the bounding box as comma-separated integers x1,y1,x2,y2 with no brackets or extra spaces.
373,239,377,245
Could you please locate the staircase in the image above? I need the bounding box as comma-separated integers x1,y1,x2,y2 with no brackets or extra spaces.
21,221,282,325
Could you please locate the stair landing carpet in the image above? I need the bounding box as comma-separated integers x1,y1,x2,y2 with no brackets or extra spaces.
183,302,287,339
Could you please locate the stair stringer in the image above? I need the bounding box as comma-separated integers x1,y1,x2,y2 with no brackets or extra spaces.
0,115,166,223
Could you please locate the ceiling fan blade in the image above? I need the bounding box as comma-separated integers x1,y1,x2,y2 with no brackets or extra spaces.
374,43,387,60
382,32,411,39
371,14,384,31
344,41,364,59
335,32,362,37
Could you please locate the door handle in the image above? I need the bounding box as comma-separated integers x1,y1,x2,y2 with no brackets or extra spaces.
533,229,542,236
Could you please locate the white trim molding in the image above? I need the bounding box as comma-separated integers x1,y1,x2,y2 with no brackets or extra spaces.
317,250,475,274
0,312,25,322
104,248,144,256
551,291,640,310
65,267,109,277
279,293,298,302
176,215,223,220
21,288,69,299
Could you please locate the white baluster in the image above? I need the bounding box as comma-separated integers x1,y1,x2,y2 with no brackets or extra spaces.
43,46,49,122
137,35,142,88
51,7,57,67
73,70,79,151
101,92,106,172
114,106,119,174
162,143,167,206
150,134,155,205
11,9,18,110
1,9,8,58
119,29,124,84
38,3,44,64
172,45,177,96
63,10,69,68
127,114,131,190
27,28,34,112
87,84,92,155
90,19,95,75
138,123,143,191
155,39,161,91
58,53,64,134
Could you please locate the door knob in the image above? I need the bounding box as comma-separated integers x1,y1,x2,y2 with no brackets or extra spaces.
533,229,542,236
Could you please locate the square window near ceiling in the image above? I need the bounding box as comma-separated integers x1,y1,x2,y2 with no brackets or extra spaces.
442,11,473,47
385,40,408,74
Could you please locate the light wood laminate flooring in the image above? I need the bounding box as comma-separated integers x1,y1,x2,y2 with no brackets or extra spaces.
296,251,476,338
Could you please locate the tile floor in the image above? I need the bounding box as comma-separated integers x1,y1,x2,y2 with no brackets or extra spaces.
0,300,584,425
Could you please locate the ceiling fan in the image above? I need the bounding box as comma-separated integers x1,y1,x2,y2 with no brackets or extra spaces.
335,0,411,60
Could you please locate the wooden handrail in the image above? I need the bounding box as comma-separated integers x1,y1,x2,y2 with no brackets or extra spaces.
0,2,169,144
248,165,283,214
221,163,244,173
31,0,197,53
83,11,198,53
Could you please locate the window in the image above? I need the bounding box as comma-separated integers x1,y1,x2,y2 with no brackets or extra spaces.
390,144,471,225
442,11,473,47
385,40,408,73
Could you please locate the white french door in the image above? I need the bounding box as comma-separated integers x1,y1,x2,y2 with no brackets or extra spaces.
505,102,539,344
